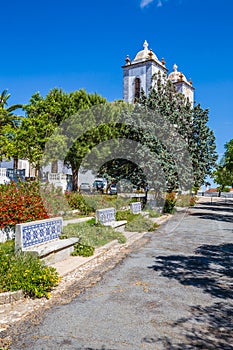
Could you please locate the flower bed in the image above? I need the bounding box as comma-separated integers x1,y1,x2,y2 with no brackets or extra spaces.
0,182,72,237
0,181,49,230
0,240,59,298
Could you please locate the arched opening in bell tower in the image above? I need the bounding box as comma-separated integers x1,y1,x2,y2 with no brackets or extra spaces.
134,77,141,101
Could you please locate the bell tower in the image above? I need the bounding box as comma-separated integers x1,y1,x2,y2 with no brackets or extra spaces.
122,40,167,103
168,64,195,107
122,41,195,107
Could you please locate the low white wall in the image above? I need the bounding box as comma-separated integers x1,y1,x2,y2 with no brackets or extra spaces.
0,227,15,243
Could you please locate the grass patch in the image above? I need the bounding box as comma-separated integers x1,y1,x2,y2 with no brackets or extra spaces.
61,219,126,247
0,240,59,298
116,209,139,222
62,211,93,220
125,215,159,233
116,209,160,232
146,209,162,218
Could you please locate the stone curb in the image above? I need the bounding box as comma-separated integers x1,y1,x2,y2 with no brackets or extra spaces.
0,290,24,305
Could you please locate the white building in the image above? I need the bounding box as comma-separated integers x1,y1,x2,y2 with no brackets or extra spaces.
122,40,194,106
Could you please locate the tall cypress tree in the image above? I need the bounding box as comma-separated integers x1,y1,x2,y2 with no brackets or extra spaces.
135,73,217,191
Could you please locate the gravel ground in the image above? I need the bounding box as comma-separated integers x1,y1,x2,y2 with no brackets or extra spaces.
5,200,233,349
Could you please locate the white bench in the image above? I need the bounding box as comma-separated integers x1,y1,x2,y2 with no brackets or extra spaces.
15,217,79,265
96,208,127,229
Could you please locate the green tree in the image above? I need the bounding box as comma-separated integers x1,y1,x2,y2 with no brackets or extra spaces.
190,104,218,189
224,139,233,171
0,89,22,164
61,102,124,190
134,73,217,191
15,88,106,181
213,139,233,190
14,92,57,176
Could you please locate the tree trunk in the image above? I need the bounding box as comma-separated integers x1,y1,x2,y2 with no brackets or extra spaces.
13,157,18,169
72,166,78,192
51,160,58,173
35,163,40,179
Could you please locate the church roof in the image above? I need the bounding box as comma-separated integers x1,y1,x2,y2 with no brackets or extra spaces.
168,64,191,85
132,40,160,64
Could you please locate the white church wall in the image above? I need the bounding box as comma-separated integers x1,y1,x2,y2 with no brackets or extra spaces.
124,61,167,103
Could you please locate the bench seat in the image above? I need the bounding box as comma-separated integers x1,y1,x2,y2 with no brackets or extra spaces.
25,237,79,265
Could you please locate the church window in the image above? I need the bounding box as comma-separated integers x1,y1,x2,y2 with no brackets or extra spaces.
134,77,141,101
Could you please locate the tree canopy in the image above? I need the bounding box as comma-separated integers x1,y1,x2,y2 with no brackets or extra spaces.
97,73,217,193
213,139,233,190
14,88,106,181
0,89,22,163
4,75,217,195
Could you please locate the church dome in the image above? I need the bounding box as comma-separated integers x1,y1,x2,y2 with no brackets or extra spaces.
132,40,159,63
168,64,188,83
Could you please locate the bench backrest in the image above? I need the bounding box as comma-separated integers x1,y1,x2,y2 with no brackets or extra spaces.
15,217,63,251
96,208,116,224
130,202,142,214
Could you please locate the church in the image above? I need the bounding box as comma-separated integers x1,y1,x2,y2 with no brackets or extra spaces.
122,40,194,106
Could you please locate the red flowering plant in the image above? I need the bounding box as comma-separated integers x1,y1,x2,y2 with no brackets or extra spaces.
0,181,49,230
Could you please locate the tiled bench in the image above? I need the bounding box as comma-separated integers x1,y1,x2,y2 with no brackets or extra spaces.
130,202,142,214
15,217,79,265
96,208,127,229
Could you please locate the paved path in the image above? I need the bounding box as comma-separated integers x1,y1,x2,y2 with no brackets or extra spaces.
10,201,233,349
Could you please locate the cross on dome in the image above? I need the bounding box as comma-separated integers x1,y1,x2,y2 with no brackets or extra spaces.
143,40,149,51
173,64,178,72
132,40,159,63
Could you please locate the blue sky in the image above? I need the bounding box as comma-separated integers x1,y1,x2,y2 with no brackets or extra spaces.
1,0,232,159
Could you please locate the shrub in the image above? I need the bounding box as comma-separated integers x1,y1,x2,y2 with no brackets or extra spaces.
71,243,95,257
176,194,198,207
65,192,94,215
163,192,176,214
189,196,198,206
0,240,59,298
65,193,131,215
0,181,75,230
0,181,49,229
40,184,70,216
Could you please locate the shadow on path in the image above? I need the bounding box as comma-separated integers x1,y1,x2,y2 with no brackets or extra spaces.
191,211,233,223
192,204,233,213
56,346,114,350
149,243,233,299
142,302,233,349
147,243,233,349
